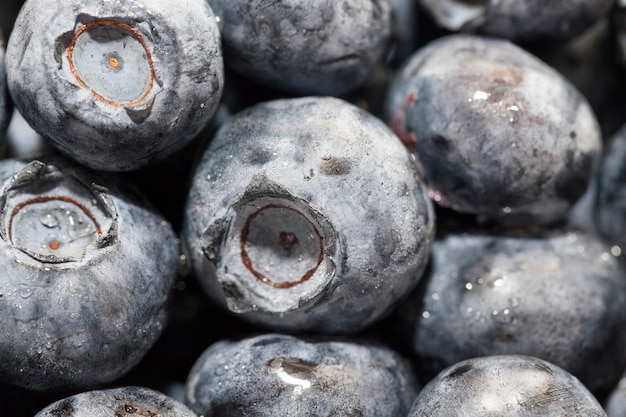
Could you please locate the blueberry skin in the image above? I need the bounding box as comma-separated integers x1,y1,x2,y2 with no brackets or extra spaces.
605,374,626,416
595,124,626,250
185,333,419,417
385,34,601,225
0,32,10,142
0,158,179,391
403,228,626,393
409,355,607,416
182,96,435,334
35,386,198,417
6,0,224,171
207,0,392,95
418,0,614,42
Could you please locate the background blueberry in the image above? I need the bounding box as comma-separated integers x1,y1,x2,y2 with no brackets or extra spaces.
35,386,198,417
0,157,179,391
418,0,614,42
6,0,224,171
182,96,435,334
185,333,419,417
408,355,607,416
0,30,10,144
385,34,602,225
207,0,392,95
594,123,626,252
398,227,626,393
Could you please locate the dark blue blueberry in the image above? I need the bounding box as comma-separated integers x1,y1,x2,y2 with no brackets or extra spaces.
0,30,10,143
6,0,224,171
35,386,198,417
207,0,392,95
0,157,179,391
408,355,607,416
401,227,626,393
418,0,614,42
182,96,435,334
385,34,601,225
185,333,419,416
595,124,626,251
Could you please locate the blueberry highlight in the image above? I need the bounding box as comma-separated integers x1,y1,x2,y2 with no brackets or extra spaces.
385,34,601,225
0,158,179,391
185,333,419,417
408,355,607,416
35,386,198,417
6,0,224,171
183,96,435,334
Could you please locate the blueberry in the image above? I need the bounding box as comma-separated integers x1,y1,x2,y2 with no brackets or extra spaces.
0,30,10,142
185,333,419,416
595,124,626,251
408,355,607,416
418,0,614,42
6,0,224,171
207,0,392,95
182,96,435,334
401,227,626,393
605,373,626,416
0,157,179,391
385,34,601,225
35,386,198,417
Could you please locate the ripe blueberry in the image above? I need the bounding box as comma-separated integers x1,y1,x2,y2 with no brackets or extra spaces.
207,0,392,95
185,333,419,416
402,227,626,393
385,34,601,225
183,96,435,334
6,0,224,171
418,0,614,42
408,355,607,416
35,386,198,417
0,157,179,391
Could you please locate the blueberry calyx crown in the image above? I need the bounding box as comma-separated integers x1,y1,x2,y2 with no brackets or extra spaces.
0,160,118,263
59,15,160,110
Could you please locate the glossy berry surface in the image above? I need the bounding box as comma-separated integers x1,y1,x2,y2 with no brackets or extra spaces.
185,333,419,417
6,0,224,171
408,355,607,416
401,227,626,393
385,34,601,225
183,96,435,334
207,0,392,95
35,386,198,417
0,158,179,391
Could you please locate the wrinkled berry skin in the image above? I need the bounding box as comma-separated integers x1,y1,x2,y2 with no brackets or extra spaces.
183,96,434,334
595,124,626,250
6,0,223,171
35,386,198,417
385,34,601,225
207,0,392,95
408,355,607,416
418,0,614,42
0,158,178,391
402,228,626,393
0,32,9,142
185,333,419,417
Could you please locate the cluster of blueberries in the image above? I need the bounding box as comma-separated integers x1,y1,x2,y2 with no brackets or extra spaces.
2,0,626,416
